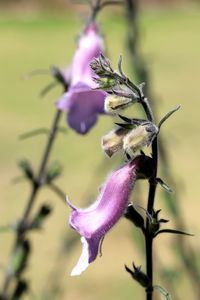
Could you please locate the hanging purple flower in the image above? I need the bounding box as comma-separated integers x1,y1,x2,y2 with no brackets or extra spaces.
56,23,107,134
67,157,141,276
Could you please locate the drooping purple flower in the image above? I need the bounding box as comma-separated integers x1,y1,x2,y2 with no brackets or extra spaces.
67,157,141,276
56,23,107,134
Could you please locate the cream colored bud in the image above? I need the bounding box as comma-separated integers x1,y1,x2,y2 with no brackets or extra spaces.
104,94,133,113
123,124,158,154
102,127,129,157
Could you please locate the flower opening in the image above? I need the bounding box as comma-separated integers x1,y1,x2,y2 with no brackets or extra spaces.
56,23,107,134
67,157,141,276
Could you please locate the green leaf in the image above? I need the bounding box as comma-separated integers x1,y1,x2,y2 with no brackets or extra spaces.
154,285,172,300
30,204,52,229
40,81,58,98
10,240,30,275
155,229,194,237
158,105,181,129
162,191,178,216
46,161,63,183
18,159,34,180
19,128,49,140
156,178,173,193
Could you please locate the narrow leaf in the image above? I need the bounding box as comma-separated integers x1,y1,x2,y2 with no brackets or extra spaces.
30,204,52,229
158,105,181,129
154,285,172,300
46,161,63,183
40,81,58,98
18,159,34,180
57,127,68,134
19,128,49,140
155,229,194,237
159,219,169,223
23,69,49,80
48,183,66,203
156,178,173,193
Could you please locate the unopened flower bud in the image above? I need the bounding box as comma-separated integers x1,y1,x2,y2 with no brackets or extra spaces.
123,123,158,155
104,94,133,113
125,263,150,288
102,127,129,157
90,54,113,77
94,77,116,89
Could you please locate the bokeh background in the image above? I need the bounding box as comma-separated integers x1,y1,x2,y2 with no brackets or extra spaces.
1,0,200,299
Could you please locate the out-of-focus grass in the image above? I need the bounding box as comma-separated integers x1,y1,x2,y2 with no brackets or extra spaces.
0,5,200,300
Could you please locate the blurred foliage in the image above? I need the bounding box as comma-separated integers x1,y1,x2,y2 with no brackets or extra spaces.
0,0,197,12
0,3,200,300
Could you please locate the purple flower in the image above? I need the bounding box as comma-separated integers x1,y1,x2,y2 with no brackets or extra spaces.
57,23,107,134
67,157,141,276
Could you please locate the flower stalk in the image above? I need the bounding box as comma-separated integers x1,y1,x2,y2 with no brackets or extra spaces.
0,109,62,300
90,53,189,300
139,96,158,300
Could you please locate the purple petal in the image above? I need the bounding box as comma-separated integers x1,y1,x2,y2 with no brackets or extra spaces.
66,83,107,134
70,23,103,87
56,23,106,134
67,158,140,276
56,90,73,112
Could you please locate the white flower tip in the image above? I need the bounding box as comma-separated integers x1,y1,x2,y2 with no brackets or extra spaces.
104,95,116,114
70,237,89,276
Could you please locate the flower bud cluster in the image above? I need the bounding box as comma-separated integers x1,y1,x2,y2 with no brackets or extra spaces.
102,121,158,158
91,54,140,104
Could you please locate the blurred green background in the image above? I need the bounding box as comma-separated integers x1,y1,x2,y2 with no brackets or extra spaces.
0,1,200,299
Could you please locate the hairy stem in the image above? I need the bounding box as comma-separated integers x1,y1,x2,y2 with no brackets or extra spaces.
0,109,62,300
125,3,158,295
22,109,62,224
124,1,200,299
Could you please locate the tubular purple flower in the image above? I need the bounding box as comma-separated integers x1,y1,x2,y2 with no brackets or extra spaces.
56,23,107,134
67,157,141,276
